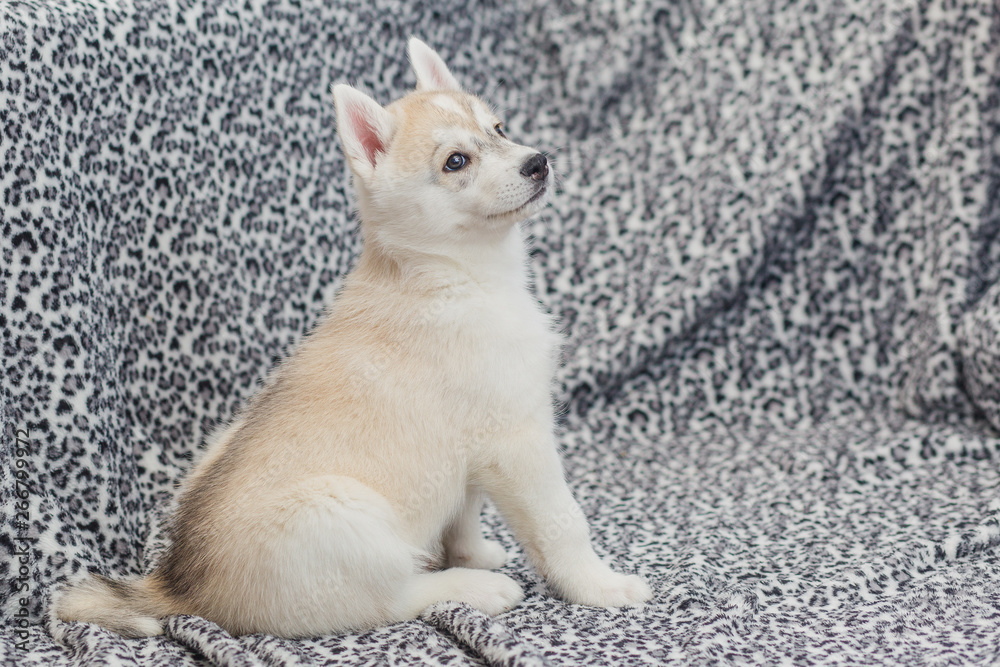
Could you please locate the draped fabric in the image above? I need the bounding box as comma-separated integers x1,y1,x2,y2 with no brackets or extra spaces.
2,1,999,664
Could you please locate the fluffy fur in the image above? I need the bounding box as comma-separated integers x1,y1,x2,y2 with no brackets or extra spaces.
55,37,651,639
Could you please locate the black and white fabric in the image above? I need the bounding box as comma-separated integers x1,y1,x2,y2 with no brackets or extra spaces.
3,0,999,665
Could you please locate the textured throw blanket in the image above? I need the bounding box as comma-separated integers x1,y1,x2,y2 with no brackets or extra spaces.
3,0,1000,664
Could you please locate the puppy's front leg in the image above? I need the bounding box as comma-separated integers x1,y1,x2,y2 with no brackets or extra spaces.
443,489,509,570
481,434,652,607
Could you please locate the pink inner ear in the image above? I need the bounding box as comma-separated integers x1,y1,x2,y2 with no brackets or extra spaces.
417,54,453,90
349,106,385,168
429,64,449,89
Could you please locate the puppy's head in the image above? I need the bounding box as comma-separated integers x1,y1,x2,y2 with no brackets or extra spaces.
332,38,550,255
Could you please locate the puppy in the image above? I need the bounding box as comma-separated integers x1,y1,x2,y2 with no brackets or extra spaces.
55,38,652,639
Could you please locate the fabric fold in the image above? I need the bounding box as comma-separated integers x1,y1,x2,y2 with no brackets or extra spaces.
422,603,551,667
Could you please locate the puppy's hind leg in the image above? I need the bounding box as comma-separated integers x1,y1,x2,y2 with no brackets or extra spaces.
244,475,422,638
390,489,523,619
394,568,524,619
251,476,522,636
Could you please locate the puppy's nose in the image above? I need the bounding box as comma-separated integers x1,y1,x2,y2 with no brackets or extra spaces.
520,153,549,181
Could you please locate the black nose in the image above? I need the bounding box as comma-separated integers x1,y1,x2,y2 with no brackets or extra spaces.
519,153,549,181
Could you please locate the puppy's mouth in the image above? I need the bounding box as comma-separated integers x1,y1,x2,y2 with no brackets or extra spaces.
489,185,548,220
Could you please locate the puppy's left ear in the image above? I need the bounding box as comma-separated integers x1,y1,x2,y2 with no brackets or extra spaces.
331,83,395,184
408,37,462,92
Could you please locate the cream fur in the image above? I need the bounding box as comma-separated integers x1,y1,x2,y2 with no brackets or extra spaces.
55,37,651,639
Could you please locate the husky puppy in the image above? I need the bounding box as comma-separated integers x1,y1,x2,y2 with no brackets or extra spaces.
55,38,652,639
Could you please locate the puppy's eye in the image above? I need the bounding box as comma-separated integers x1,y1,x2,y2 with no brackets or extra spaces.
494,123,507,139
444,153,467,172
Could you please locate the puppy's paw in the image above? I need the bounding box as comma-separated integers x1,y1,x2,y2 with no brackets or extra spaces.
455,570,524,616
446,538,508,570
558,570,652,608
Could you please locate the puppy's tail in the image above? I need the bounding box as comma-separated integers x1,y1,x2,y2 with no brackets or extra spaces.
55,573,169,637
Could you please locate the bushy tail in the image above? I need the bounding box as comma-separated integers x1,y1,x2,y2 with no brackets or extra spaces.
55,574,168,637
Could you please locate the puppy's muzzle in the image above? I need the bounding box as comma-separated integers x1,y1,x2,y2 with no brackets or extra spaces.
520,153,549,182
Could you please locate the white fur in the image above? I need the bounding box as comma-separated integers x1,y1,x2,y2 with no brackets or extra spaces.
408,37,462,92
55,37,651,639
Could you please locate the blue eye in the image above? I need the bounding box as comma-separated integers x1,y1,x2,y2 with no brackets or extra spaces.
494,123,506,138
444,153,467,171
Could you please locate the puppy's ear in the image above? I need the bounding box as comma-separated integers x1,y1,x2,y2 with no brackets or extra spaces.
408,37,462,92
331,84,395,183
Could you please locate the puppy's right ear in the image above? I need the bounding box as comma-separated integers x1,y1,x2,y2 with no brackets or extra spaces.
331,84,395,183
408,37,462,92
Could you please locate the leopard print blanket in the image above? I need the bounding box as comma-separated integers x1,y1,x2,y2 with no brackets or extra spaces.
2,0,999,664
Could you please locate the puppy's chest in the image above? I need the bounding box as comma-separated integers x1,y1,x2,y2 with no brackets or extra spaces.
440,290,559,403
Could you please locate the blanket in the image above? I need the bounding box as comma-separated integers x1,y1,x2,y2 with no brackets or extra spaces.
3,0,999,664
